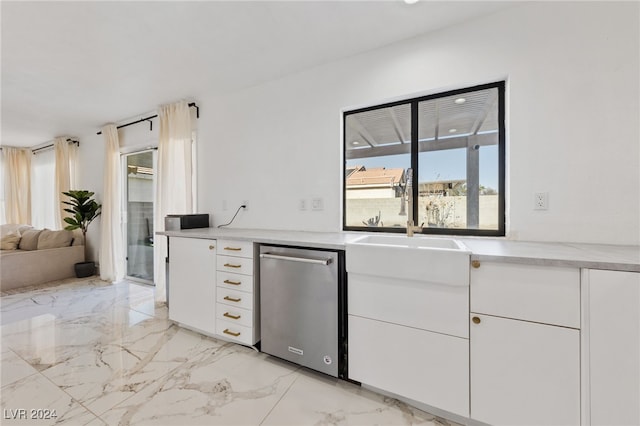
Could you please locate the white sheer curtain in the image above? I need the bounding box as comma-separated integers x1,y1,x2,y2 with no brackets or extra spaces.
31,148,56,229
0,153,5,224
99,124,125,282
54,138,78,229
3,147,32,225
154,100,194,303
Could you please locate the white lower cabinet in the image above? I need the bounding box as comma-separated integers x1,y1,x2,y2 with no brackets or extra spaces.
215,239,259,345
470,261,581,426
349,315,469,417
168,237,216,335
469,313,580,426
585,269,640,426
168,236,259,346
347,269,470,417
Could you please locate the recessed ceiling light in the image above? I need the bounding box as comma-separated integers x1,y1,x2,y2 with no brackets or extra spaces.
454,98,466,104
404,0,419,4
352,141,360,145
449,128,457,133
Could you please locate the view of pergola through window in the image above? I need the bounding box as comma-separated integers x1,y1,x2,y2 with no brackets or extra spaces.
344,82,504,236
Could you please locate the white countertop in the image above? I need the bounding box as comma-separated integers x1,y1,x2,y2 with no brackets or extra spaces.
158,228,640,272
460,239,640,272
158,227,360,250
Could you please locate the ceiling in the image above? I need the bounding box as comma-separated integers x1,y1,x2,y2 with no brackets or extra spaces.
1,1,516,148
346,86,499,160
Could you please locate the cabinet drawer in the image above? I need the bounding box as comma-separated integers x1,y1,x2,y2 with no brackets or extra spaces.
217,255,254,276
216,303,253,328
471,262,580,328
349,315,469,417
348,272,469,338
216,271,253,293
216,320,254,345
218,240,254,259
216,287,254,310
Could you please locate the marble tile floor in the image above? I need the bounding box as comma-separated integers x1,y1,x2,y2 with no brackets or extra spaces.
1,278,459,426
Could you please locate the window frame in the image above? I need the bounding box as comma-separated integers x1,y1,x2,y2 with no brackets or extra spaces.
342,81,506,237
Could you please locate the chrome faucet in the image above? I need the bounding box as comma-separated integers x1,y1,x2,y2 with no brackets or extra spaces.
406,168,423,237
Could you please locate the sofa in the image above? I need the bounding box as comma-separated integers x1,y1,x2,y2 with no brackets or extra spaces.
0,224,85,292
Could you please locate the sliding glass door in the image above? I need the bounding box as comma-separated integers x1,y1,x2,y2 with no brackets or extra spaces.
123,150,156,283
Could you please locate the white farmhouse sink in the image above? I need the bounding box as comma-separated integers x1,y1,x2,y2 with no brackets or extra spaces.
350,235,468,250
346,235,471,286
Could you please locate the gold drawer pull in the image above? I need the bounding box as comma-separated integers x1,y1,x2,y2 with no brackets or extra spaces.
224,312,241,320
472,316,481,324
223,279,242,286
223,329,240,337
471,260,481,269
224,296,241,303
209,245,215,250
224,263,242,268
224,247,242,251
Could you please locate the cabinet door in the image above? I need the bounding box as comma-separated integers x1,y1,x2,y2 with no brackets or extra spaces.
349,315,469,417
349,272,469,338
471,262,580,328
169,237,216,335
587,270,640,426
470,314,580,426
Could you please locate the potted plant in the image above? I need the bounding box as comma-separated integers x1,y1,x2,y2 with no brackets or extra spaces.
62,190,102,278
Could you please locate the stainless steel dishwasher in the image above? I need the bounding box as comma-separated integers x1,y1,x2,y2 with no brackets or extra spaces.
259,245,346,378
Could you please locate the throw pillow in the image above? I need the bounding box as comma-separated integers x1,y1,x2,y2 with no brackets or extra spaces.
37,229,73,250
18,229,43,251
0,231,21,250
0,224,31,238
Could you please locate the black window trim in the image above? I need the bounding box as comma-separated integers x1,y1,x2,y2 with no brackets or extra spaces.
342,81,506,237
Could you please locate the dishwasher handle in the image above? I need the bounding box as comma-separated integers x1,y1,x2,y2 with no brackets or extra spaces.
260,252,333,266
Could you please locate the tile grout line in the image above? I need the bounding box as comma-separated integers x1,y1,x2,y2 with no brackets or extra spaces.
5,347,105,423
0,348,40,389
258,367,302,426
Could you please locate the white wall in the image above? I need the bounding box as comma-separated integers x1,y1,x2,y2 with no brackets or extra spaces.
196,1,639,244
80,1,640,249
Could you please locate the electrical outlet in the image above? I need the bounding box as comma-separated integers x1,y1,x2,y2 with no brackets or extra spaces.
534,192,548,210
242,200,249,211
299,199,307,211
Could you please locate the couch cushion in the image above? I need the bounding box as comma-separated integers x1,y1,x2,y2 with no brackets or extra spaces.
1,224,32,238
37,229,73,250
0,231,21,250
18,229,43,251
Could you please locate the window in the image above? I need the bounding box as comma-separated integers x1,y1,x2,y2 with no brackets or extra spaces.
343,81,505,236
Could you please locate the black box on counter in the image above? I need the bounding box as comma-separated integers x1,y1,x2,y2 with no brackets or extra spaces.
164,214,210,230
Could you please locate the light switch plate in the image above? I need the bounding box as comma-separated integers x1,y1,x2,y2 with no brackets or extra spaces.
311,197,324,211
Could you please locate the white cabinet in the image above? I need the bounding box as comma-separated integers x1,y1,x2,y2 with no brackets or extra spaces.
169,237,216,335
347,263,470,417
470,261,581,426
215,239,259,345
349,273,469,338
470,313,580,426
585,269,640,426
471,261,580,328
349,315,469,417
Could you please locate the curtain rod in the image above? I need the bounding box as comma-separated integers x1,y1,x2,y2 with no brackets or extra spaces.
96,102,199,135
32,139,80,154
0,138,79,154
